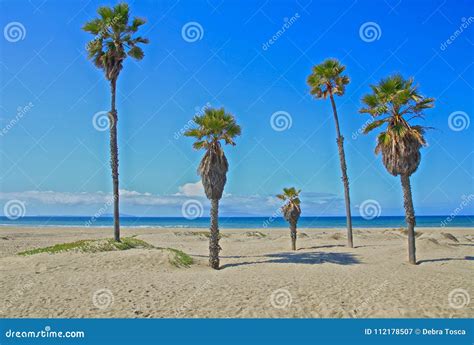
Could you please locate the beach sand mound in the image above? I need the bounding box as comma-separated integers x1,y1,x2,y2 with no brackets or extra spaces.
418,232,461,247
18,237,154,256
244,231,267,238
440,232,459,243
417,235,455,250
16,237,193,268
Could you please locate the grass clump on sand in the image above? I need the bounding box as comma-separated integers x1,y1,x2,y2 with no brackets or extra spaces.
397,228,423,238
19,237,154,256
245,231,267,238
175,231,228,239
166,248,194,268
441,232,459,243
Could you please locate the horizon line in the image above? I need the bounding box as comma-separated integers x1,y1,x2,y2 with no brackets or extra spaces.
2,215,473,219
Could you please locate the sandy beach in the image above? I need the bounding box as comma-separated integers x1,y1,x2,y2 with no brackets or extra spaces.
0,226,472,318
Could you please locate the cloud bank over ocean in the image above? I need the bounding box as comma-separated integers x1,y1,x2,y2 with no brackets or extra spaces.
0,180,344,217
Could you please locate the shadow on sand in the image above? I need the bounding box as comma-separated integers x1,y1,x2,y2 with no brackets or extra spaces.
418,256,474,264
220,251,360,269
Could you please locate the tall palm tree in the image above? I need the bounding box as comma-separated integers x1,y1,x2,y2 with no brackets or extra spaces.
360,74,434,264
307,58,353,248
185,108,241,269
83,3,148,241
277,187,302,251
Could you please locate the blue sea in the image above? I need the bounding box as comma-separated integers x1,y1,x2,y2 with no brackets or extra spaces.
0,216,472,228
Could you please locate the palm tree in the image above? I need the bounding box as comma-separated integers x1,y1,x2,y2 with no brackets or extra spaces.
360,74,434,264
185,108,241,269
307,58,353,248
83,3,148,241
277,187,302,251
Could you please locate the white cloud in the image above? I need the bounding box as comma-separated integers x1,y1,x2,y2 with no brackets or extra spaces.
175,180,205,197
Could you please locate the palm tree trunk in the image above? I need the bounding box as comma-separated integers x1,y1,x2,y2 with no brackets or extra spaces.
400,174,416,264
329,93,353,248
110,78,120,242
209,198,220,269
290,221,297,251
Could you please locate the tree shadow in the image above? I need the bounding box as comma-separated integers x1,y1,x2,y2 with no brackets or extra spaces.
221,251,360,269
418,256,474,264
299,244,345,250
300,244,381,250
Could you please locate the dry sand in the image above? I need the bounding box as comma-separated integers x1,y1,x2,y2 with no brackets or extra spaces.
0,226,472,318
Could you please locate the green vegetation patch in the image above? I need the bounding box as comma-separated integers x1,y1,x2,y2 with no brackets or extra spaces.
167,248,194,268
18,237,194,268
18,237,154,256
175,231,228,239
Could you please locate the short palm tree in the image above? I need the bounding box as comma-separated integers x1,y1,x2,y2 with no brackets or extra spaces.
307,58,353,248
83,3,148,241
277,187,302,251
185,107,241,269
360,74,434,264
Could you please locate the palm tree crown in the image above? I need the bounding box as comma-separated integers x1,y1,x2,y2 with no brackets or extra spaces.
185,107,241,200
185,108,241,150
307,58,350,98
360,74,434,176
277,187,301,222
83,3,149,81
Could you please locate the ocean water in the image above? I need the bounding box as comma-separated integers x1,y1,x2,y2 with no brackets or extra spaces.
0,216,472,228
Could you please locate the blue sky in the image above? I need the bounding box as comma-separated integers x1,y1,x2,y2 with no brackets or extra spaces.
0,0,473,217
